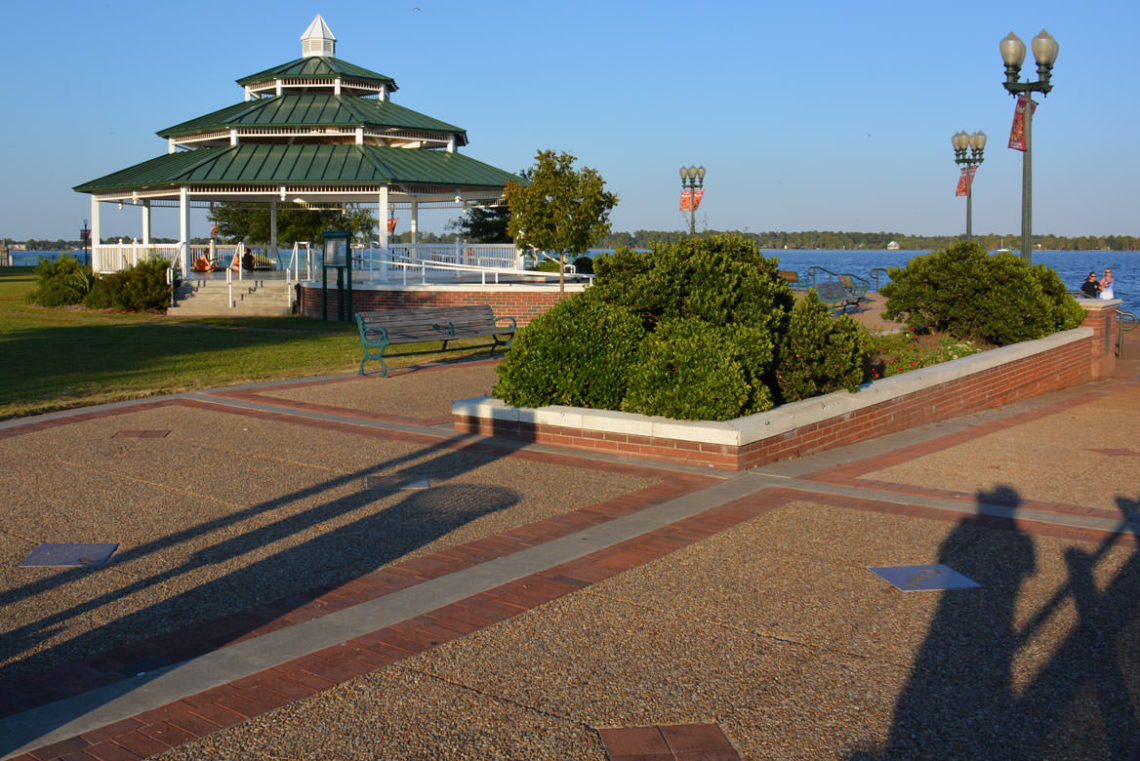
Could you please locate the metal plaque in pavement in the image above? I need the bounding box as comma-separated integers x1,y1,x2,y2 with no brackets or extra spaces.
869,564,980,592
19,543,119,567
364,475,432,491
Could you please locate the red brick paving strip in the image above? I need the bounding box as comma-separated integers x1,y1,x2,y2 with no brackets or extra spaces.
597,723,742,761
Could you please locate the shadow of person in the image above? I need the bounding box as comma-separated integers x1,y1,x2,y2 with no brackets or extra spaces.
850,485,1037,761
0,482,519,756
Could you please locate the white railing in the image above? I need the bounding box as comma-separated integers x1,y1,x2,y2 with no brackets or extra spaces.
94,243,181,273
387,243,522,271
286,241,312,308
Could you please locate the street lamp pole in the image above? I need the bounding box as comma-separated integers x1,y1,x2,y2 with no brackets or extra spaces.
1000,29,1058,265
952,130,986,239
679,165,705,236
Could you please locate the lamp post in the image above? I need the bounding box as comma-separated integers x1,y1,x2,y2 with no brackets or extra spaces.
951,130,986,239
1000,29,1058,265
679,165,705,236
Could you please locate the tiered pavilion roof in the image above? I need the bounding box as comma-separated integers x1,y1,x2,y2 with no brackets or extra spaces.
75,15,523,274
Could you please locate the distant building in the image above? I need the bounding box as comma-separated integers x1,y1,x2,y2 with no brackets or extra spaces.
886,241,900,250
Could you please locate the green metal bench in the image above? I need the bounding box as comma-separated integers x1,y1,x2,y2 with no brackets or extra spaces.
814,281,863,314
355,305,516,376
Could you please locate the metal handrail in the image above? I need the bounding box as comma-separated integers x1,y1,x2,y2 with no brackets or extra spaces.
1117,310,1137,358
869,267,891,290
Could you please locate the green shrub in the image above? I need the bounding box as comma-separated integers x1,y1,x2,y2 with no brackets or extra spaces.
621,319,753,421
83,258,174,312
492,296,645,409
572,255,594,275
532,258,561,272
881,241,1085,346
26,254,93,306
590,235,794,333
776,291,871,402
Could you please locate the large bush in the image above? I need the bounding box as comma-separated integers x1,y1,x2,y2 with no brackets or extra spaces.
591,235,794,333
776,291,870,402
495,235,871,421
26,254,93,307
84,258,175,312
881,241,1085,345
622,319,776,421
492,296,644,410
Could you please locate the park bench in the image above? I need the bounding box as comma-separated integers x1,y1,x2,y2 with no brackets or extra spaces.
779,270,806,290
814,281,863,314
355,305,516,376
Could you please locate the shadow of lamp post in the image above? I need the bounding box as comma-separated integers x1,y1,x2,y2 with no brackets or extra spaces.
952,130,986,240
1000,29,1059,266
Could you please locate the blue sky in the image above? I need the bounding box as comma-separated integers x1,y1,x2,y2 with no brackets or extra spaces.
1,0,1137,240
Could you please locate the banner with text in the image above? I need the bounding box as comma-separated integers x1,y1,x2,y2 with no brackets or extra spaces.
679,189,705,212
955,166,978,197
1008,94,1037,151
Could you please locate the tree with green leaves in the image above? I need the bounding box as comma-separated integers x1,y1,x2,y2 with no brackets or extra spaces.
207,204,376,245
505,150,618,293
446,204,512,243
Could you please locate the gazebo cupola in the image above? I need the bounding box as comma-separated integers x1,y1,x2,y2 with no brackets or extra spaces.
301,14,336,58
237,16,398,102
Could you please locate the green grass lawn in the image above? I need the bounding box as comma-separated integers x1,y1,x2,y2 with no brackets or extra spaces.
0,267,493,419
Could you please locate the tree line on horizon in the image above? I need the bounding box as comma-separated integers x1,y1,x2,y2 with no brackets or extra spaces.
5,228,1137,253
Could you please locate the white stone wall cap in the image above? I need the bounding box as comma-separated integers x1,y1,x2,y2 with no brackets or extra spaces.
451,327,1093,447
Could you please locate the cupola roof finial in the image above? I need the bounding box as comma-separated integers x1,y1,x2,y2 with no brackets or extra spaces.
301,15,336,58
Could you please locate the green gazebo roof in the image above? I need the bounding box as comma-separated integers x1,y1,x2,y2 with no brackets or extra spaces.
236,56,397,89
74,144,524,193
157,94,466,144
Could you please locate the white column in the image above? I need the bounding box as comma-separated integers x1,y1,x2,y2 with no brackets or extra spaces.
90,196,102,273
141,200,151,244
378,187,390,250
270,200,278,261
378,187,390,282
178,186,191,276
447,135,456,153
410,201,419,245
230,130,238,146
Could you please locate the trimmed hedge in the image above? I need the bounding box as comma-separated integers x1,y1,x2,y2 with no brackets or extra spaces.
621,319,770,421
495,235,863,421
881,241,1085,346
492,296,644,410
776,290,870,402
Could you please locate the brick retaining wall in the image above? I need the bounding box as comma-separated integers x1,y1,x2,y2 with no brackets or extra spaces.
453,301,1119,471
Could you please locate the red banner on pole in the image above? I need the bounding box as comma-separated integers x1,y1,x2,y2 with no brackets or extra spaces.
679,190,692,211
691,189,704,210
387,216,399,233
1008,95,1037,151
954,166,978,197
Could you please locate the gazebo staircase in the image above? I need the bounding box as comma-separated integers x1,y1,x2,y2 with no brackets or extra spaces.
168,275,294,317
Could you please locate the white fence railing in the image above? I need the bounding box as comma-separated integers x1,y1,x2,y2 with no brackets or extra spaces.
94,244,181,273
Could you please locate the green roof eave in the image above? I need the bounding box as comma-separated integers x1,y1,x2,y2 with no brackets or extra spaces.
156,94,467,145
236,56,397,88
74,144,525,194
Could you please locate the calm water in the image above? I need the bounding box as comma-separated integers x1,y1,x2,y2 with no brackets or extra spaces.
9,248,1137,314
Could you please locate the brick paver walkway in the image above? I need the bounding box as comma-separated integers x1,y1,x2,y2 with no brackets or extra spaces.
2,348,1138,760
